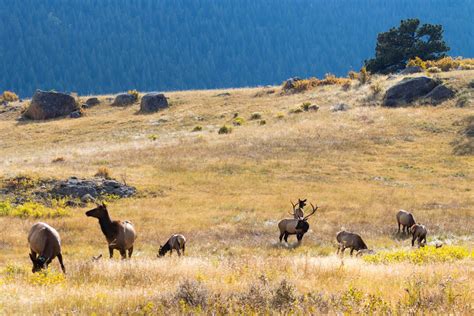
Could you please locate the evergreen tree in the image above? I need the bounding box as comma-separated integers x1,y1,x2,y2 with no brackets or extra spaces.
365,18,450,73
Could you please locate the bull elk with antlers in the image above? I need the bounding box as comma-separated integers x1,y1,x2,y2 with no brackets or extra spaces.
278,203,318,244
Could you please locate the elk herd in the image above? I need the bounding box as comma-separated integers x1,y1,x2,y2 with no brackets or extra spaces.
26,199,428,274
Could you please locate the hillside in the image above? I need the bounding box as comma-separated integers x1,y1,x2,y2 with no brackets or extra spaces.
0,70,473,314
2,0,474,96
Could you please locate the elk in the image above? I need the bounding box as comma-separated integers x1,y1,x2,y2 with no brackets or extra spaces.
85,202,137,259
158,234,186,257
396,209,416,234
336,230,372,257
28,222,66,273
278,203,317,244
289,198,307,219
410,224,427,247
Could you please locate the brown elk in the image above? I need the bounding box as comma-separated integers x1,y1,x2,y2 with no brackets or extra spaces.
278,203,318,243
396,210,416,234
85,202,137,259
410,224,427,247
158,234,186,257
336,230,373,257
28,222,66,273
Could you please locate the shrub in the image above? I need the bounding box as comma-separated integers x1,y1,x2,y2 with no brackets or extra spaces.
233,117,244,126
2,91,19,102
250,112,262,120
95,166,112,179
427,66,442,73
259,120,266,125
363,245,470,264
370,82,383,96
174,279,208,308
127,89,139,101
348,70,359,80
51,157,65,163
0,201,69,218
342,81,352,91
192,125,203,132
289,107,303,114
301,102,311,111
148,134,158,141
291,78,319,92
320,73,351,86
218,125,232,134
407,57,427,69
359,67,371,84
271,280,297,310
276,112,285,119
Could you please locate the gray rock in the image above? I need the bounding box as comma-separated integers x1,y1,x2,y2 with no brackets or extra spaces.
383,77,439,107
423,85,455,104
85,97,100,107
399,66,423,75
140,93,168,113
23,90,78,120
112,93,137,106
69,110,82,118
330,103,350,112
50,177,136,199
80,194,95,203
282,77,302,90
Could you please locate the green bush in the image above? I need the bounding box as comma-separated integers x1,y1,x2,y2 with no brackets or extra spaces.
192,125,203,132
259,120,266,125
218,125,232,134
250,112,262,120
233,117,244,126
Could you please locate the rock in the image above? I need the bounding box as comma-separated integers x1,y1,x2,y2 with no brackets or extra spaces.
330,103,350,112
282,77,302,90
112,93,136,106
69,110,82,118
423,85,455,104
85,97,100,107
383,77,439,107
399,66,423,75
51,177,136,199
80,194,95,203
23,90,78,120
216,92,231,97
140,93,168,113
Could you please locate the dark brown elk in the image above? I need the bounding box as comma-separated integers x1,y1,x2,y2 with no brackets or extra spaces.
158,234,186,257
86,202,137,259
289,198,307,219
396,210,416,234
336,230,372,257
278,203,317,243
410,224,427,247
28,222,66,273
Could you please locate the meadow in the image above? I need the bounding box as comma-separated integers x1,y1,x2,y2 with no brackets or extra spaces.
0,70,473,314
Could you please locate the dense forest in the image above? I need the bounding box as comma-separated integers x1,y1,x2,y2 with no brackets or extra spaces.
1,0,473,97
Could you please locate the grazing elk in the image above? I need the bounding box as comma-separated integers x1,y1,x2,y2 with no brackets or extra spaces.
85,202,137,259
158,234,186,257
28,222,66,273
336,230,372,257
396,209,416,234
410,224,427,247
289,198,307,219
278,203,318,244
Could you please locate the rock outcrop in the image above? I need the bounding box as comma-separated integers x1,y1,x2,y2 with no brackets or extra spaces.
23,90,78,120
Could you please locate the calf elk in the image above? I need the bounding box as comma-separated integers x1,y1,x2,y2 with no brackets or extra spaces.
158,234,186,257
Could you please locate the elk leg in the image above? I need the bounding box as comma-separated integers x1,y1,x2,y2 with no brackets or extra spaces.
177,249,181,256
109,246,114,259
57,253,66,273
283,233,289,243
128,246,133,258
297,234,303,242
119,249,127,259
411,235,416,247
397,222,401,233
279,232,285,243
182,244,185,256
350,248,355,256
30,250,37,259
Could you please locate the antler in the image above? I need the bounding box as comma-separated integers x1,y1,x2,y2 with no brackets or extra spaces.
303,203,318,220
288,200,297,216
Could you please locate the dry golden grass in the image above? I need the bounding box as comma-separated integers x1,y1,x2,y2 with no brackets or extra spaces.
0,70,473,314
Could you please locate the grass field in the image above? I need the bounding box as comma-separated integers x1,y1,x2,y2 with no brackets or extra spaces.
0,70,473,314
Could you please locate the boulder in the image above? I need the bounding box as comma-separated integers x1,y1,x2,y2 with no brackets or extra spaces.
23,90,78,120
330,103,350,112
282,77,302,90
383,77,439,107
140,93,168,113
112,93,136,106
423,85,455,104
85,97,100,107
69,110,82,118
399,66,423,75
